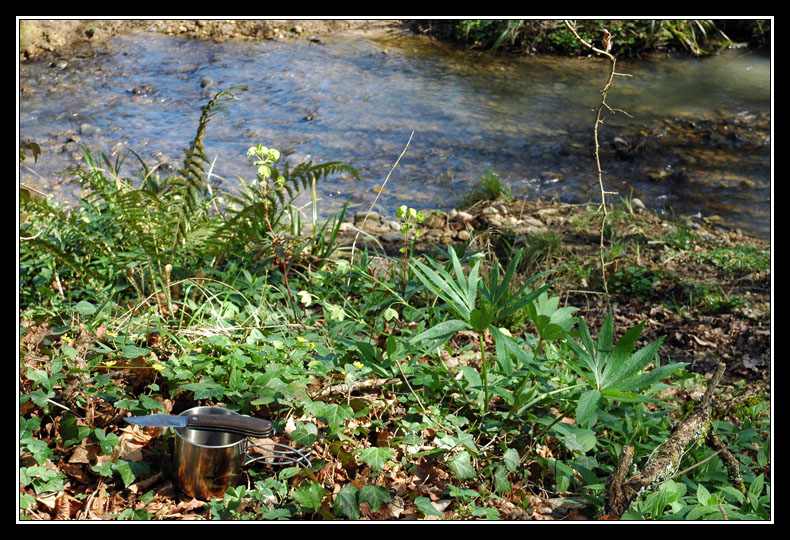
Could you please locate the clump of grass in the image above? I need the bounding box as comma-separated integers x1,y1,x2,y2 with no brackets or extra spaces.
694,246,770,277
459,171,513,208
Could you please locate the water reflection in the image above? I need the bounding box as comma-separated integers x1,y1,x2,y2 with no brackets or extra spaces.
19,32,770,237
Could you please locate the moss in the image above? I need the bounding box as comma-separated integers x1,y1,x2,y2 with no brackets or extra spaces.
19,21,37,50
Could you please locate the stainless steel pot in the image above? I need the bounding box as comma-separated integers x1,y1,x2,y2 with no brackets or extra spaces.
173,406,311,499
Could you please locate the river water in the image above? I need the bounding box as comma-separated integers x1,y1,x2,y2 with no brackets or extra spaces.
19,32,771,238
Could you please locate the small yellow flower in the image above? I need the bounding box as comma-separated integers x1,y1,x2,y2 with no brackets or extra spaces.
103,360,117,367
352,361,364,370
153,363,165,371
62,336,72,344
107,331,118,338
296,336,308,343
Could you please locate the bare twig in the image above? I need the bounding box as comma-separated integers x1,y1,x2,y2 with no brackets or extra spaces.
563,21,633,300
345,131,414,304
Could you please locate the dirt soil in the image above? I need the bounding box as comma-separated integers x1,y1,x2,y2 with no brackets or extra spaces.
19,19,409,60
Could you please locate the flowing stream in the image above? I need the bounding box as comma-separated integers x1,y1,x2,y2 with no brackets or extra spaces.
19,32,771,238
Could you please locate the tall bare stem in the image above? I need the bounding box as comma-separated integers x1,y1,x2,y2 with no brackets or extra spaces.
563,21,632,298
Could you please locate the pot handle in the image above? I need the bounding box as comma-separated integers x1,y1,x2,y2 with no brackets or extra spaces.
243,439,312,468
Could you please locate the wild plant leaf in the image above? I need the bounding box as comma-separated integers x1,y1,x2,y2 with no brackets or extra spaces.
410,250,478,319
409,319,469,346
602,335,668,392
181,381,224,401
565,311,685,406
551,422,597,453
470,298,494,332
357,446,394,472
449,450,476,481
525,292,578,341
490,326,535,377
415,496,444,517
293,481,325,511
312,402,354,432
459,365,482,389
614,360,686,393
359,485,392,512
492,464,511,494
481,249,554,319
503,448,521,472
576,389,602,428
333,484,360,520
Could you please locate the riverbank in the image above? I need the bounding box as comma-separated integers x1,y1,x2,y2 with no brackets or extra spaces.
18,19,408,60
19,19,770,61
337,195,770,384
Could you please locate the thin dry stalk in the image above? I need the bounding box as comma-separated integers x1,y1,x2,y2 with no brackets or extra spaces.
563,21,633,298
344,131,414,303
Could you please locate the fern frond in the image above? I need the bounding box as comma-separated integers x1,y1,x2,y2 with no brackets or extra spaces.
169,86,248,255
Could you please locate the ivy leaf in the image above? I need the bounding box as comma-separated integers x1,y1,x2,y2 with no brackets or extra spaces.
93,428,120,455
74,300,97,316
293,481,325,510
357,447,394,472
333,484,360,520
359,485,392,512
313,402,354,433
291,423,318,447
113,460,149,488
449,451,476,481
503,448,521,473
180,381,224,401
415,496,444,517
121,344,150,359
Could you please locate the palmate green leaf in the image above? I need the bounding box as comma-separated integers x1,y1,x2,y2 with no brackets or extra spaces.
599,318,645,384
410,250,478,320
563,325,601,388
602,335,666,392
565,310,683,395
481,248,554,322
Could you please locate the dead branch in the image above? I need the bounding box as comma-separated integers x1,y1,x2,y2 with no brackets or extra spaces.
310,376,399,399
604,362,727,517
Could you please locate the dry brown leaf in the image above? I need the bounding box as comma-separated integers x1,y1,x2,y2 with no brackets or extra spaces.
54,493,70,520
176,497,205,512
68,443,97,464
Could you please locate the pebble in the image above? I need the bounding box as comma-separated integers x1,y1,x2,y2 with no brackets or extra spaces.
380,232,406,243
354,211,381,225
450,210,474,223
79,123,100,136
